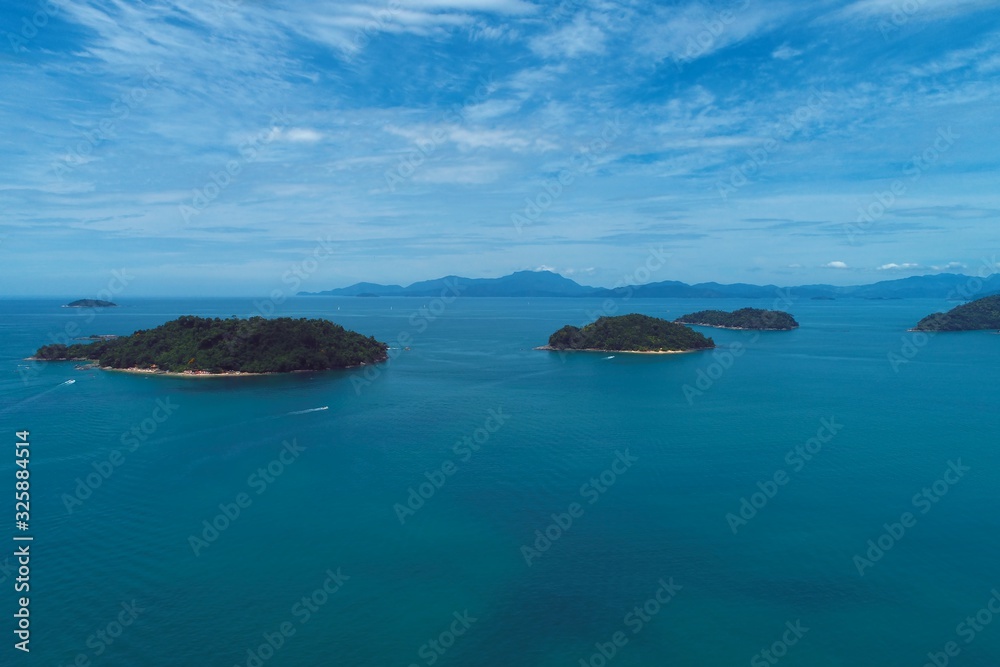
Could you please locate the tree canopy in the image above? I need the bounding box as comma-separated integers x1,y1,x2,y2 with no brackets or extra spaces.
912,295,1000,331
675,308,799,330
546,314,714,352
34,315,388,373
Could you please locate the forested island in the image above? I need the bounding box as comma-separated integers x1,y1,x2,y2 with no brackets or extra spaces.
540,314,714,353
675,308,799,330
32,316,388,374
64,299,117,308
911,295,1000,331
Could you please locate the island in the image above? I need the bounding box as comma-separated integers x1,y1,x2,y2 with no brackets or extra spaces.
911,295,1000,331
538,314,714,353
674,308,799,330
31,315,388,375
64,299,117,308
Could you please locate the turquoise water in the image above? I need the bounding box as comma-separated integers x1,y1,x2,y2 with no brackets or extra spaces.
1,296,998,666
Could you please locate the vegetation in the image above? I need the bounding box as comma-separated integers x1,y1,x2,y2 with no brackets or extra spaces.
65,299,116,307
545,314,714,352
675,308,799,330
34,316,388,373
912,295,1000,331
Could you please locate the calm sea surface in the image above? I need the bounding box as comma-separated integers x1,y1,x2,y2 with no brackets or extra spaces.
1,296,998,666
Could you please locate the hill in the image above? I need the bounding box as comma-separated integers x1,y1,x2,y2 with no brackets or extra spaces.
675,308,799,330
911,295,1000,331
541,314,714,353
32,316,387,374
301,271,1000,300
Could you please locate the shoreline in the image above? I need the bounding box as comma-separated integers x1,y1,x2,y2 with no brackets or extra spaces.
675,322,797,331
25,358,385,376
534,346,710,355
102,367,268,378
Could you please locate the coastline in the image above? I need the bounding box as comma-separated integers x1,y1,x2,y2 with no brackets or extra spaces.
534,346,709,355
675,322,797,331
26,359,384,375
102,366,268,378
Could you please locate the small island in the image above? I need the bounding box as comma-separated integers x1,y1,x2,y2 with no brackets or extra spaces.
32,315,388,375
911,295,1000,331
539,314,714,353
675,308,799,331
64,299,117,308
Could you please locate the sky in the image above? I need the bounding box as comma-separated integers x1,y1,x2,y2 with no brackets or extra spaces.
2,0,999,296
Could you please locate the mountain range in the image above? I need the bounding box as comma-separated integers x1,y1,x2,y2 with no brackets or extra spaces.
300,271,1000,300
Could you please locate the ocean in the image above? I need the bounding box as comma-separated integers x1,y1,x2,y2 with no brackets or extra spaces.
1,296,998,666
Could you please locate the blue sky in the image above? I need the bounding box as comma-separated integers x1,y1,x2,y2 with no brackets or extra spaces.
2,0,999,296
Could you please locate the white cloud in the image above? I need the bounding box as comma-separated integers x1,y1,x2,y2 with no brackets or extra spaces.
877,262,921,271
772,44,802,60
824,261,849,269
637,2,789,63
282,128,324,143
831,0,997,22
931,261,968,271
530,13,607,59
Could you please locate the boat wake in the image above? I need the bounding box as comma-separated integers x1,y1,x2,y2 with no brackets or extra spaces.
603,356,616,360
287,406,329,415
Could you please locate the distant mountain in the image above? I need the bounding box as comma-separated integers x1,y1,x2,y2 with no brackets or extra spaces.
300,271,1000,300
305,270,603,298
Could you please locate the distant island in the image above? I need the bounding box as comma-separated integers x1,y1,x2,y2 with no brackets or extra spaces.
539,314,714,353
675,308,799,330
300,270,1000,300
32,315,388,375
911,295,1000,332
64,299,117,308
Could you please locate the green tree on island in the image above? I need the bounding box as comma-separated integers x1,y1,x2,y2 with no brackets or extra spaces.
545,314,714,352
34,316,388,373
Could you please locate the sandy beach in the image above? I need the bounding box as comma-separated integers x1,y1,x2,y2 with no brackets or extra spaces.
101,366,267,378
533,346,709,354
